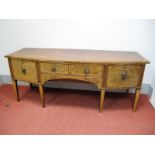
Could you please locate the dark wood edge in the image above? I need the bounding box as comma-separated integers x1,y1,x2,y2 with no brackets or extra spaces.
36,62,41,83
137,64,146,87
102,65,108,88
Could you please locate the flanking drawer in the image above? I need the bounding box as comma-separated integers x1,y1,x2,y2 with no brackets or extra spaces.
40,62,68,75
11,59,38,83
69,64,103,77
106,65,142,88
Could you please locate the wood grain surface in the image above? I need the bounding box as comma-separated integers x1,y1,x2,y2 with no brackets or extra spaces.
5,48,149,64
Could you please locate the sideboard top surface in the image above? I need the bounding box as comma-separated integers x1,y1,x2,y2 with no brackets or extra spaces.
5,48,149,64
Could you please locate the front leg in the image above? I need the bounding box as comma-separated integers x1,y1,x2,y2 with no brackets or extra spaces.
133,88,140,111
126,89,129,95
39,84,45,108
12,79,19,101
29,83,33,89
100,89,106,112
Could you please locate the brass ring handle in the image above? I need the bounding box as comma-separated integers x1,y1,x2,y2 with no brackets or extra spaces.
121,72,128,80
84,68,89,74
21,68,26,74
51,67,56,72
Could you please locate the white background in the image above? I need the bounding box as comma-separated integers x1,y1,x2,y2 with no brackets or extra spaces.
0,19,155,87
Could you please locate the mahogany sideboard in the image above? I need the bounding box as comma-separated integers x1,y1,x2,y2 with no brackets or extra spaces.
5,48,149,112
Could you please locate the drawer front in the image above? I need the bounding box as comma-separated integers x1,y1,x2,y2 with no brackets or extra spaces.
40,73,102,89
40,62,68,75
11,59,38,83
106,65,142,88
70,64,103,76
40,74,84,84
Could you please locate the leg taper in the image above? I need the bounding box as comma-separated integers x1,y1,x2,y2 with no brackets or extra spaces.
39,84,45,108
126,89,129,95
100,89,105,112
12,79,19,101
133,88,140,111
29,83,33,89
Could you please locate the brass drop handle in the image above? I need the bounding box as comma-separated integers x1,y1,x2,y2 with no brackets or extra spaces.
121,72,128,80
21,68,26,74
84,67,89,74
51,66,56,72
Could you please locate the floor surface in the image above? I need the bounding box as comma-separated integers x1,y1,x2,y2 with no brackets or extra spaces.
0,84,155,135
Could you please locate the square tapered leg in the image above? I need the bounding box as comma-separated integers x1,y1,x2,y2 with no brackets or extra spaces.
39,84,45,108
100,89,105,112
12,79,19,101
133,88,140,111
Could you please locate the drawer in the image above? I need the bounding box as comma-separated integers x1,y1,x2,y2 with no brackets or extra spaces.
40,73,84,84
106,65,142,88
11,59,38,83
40,73,102,89
70,64,102,76
40,62,68,75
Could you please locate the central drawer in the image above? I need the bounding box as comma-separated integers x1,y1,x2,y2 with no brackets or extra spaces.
69,64,103,77
40,73,102,89
40,62,68,75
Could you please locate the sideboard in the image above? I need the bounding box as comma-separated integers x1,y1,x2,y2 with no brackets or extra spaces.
5,48,149,112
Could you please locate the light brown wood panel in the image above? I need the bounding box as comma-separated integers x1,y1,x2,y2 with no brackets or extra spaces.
11,59,38,83
40,62,68,75
70,63,103,76
106,65,142,88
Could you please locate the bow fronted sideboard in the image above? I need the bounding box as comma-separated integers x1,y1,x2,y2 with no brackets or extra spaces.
5,48,149,112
